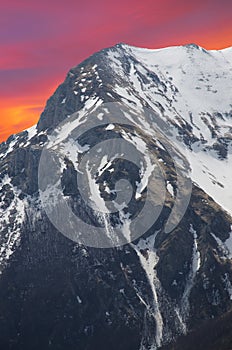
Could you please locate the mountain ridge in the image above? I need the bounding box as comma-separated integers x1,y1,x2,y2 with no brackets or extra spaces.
0,43,232,349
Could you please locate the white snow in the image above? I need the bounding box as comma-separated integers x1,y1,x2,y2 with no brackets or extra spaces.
77,295,82,304
183,148,232,216
107,43,232,216
0,136,19,159
181,225,201,318
47,97,102,148
26,124,37,140
97,112,104,120
23,124,37,146
212,227,232,259
105,124,115,130
120,131,155,200
135,155,154,199
132,234,163,347
96,155,118,177
156,140,165,151
86,160,108,213
190,225,201,273
224,227,232,257
0,176,26,271
117,208,131,242
167,182,174,197
126,44,232,119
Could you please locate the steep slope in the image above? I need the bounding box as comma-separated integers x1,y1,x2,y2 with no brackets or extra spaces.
0,43,232,350
161,308,232,350
106,43,232,215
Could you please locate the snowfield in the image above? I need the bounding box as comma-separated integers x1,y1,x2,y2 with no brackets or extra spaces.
107,43,232,215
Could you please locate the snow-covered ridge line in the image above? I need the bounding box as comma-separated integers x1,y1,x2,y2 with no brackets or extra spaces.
107,42,232,215
116,42,232,53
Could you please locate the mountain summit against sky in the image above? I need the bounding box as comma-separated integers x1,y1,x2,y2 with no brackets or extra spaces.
0,43,232,350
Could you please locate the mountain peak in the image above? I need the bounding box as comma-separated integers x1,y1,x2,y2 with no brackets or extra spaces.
0,39,232,350
184,43,202,49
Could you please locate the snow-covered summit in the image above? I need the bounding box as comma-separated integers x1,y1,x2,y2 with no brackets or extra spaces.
1,43,232,215
0,42,232,350
104,43,232,214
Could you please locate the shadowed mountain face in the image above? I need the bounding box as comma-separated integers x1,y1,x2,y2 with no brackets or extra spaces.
0,43,232,350
161,309,232,350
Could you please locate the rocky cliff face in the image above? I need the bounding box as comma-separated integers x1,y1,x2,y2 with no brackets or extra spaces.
0,43,232,350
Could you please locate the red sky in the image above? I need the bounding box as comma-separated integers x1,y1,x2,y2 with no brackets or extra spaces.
1,0,232,142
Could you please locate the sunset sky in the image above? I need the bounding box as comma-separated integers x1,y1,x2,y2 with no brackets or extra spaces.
1,0,232,142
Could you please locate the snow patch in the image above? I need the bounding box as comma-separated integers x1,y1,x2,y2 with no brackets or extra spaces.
132,234,163,347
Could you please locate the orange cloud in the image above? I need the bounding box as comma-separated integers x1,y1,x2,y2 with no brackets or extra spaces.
0,102,43,142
